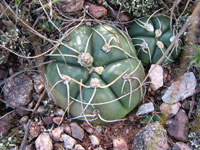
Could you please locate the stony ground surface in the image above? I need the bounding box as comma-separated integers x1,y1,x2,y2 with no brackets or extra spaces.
0,0,200,150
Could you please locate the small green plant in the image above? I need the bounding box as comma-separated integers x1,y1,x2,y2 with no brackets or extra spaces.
129,15,182,66
189,44,200,68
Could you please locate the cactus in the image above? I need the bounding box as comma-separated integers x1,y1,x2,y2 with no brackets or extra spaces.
129,15,182,66
46,24,145,124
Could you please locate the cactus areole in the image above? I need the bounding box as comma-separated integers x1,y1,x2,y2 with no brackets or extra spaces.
46,24,145,124
129,16,182,66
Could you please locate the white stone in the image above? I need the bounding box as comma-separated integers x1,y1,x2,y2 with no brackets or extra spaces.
74,144,85,150
148,64,163,90
162,72,197,104
35,133,53,150
61,134,76,149
160,102,181,119
113,138,128,150
136,102,154,116
89,135,100,146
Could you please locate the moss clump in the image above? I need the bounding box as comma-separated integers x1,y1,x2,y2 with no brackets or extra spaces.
108,0,162,17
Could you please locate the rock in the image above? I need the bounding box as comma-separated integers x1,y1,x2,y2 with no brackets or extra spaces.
162,72,197,104
70,122,85,141
37,106,46,114
0,121,12,136
0,69,6,80
15,108,29,116
94,146,104,150
132,122,169,150
89,135,100,146
172,142,192,150
32,74,44,93
0,112,16,136
119,13,130,22
74,144,85,150
168,109,189,142
64,124,72,135
136,102,154,116
160,102,181,119
61,134,77,149
19,116,29,125
54,108,65,116
52,117,62,125
89,4,107,18
29,121,40,139
113,138,128,150
42,116,53,126
35,133,53,150
51,126,64,141
181,100,190,110
81,122,94,134
54,143,65,150
57,0,84,13
3,74,33,107
149,64,163,90
25,144,34,150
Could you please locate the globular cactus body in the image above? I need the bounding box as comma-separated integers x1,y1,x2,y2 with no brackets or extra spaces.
129,16,182,66
46,24,145,124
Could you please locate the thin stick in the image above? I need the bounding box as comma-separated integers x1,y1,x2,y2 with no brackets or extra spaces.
32,90,46,114
19,119,31,150
0,60,54,86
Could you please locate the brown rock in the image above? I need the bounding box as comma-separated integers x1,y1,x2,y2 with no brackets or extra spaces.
0,111,16,136
89,4,107,18
0,121,12,136
113,138,128,150
70,122,85,141
172,142,192,150
29,121,40,139
57,0,84,13
3,74,33,108
119,13,130,22
52,116,62,125
168,109,189,142
64,124,72,135
35,133,53,150
25,144,34,150
54,143,65,150
81,122,94,134
15,108,29,116
51,126,64,141
42,116,53,126
19,116,29,124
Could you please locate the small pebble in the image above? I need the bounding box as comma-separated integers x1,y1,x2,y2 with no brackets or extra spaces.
51,126,64,141
70,122,85,141
89,135,100,146
35,133,53,150
113,138,128,150
61,134,77,149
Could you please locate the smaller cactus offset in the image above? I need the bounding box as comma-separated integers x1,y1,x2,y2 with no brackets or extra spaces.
129,15,182,66
46,24,145,124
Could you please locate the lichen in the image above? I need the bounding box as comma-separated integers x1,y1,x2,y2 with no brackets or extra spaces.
108,0,162,17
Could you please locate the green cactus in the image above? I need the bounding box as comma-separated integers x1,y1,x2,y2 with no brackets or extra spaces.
46,24,145,124
129,15,182,66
